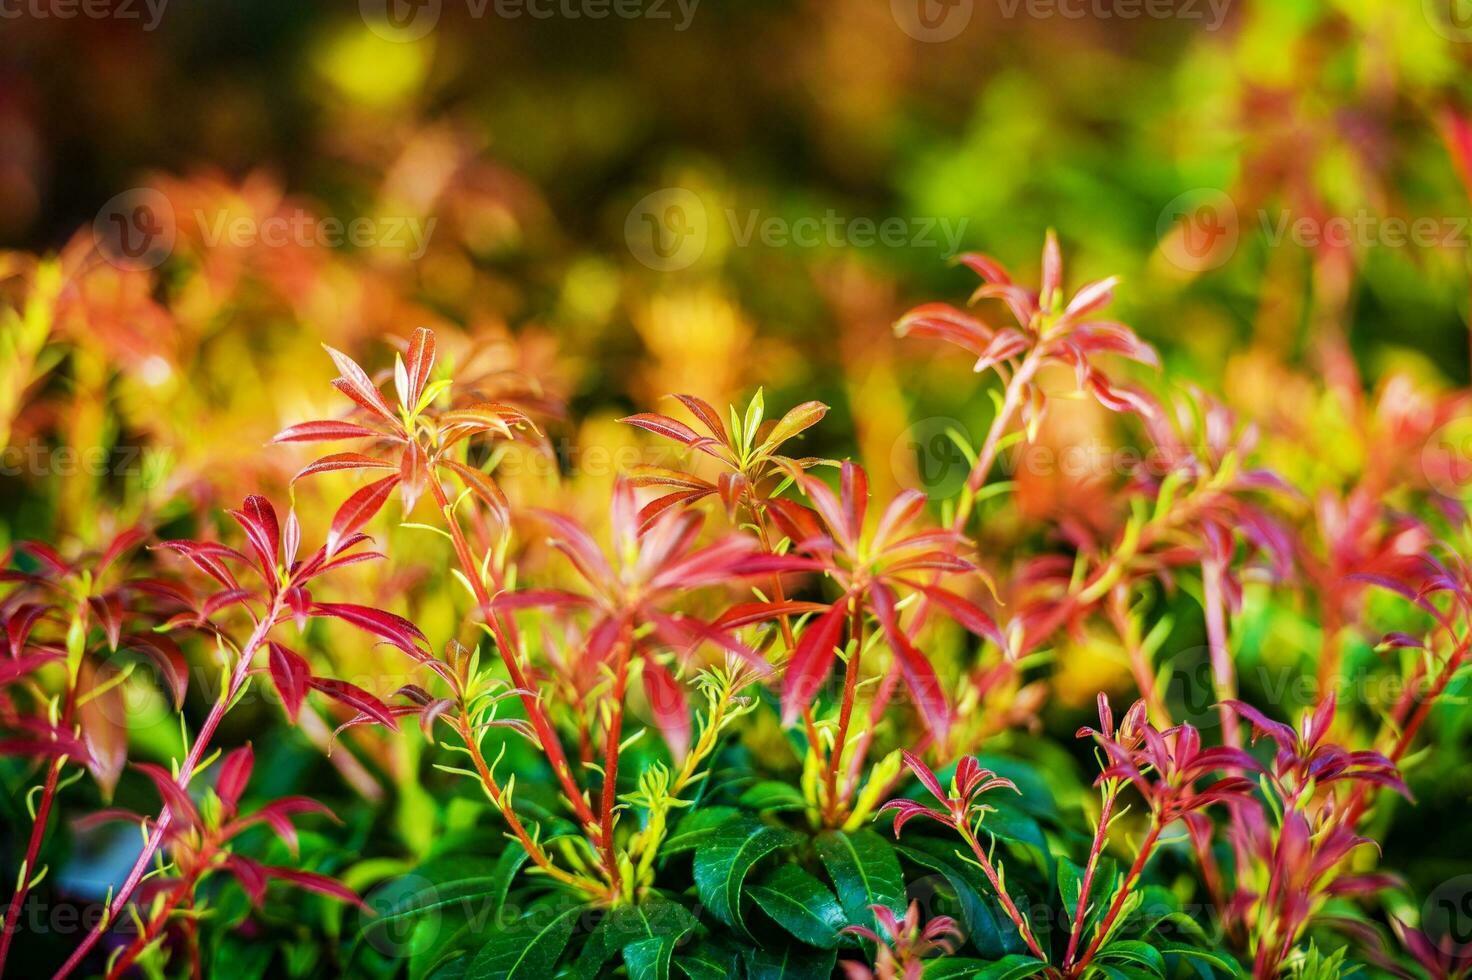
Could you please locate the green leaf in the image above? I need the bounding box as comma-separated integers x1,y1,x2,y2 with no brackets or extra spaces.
693,817,800,935
815,829,907,934
1158,942,1244,977
897,837,1015,957
623,933,688,980
466,903,581,979
572,896,697,980
1097,940,1165,977
930,955,1048,979
675,943,738,980
363,849,530,950
748,864,847,948
661,806,741,856
738,781,807,812
741,943,836,980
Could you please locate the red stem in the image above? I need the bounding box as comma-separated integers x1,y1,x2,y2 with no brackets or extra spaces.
427,477,600,839
598,626,633,893
959,825,1051,966
1072,823,1162,975
1062,786,1117,969
823,596,863,822
0,755,63,974
104,879,192,980
1201,560,1241,752
54,598,281,980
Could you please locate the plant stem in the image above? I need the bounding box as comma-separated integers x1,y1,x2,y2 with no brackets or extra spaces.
823,596,863,823
958,825,1051,966
1201,560,1241,751
1072,822,1162,975
455,715,599,897
599,626,633,896
104,880,191,980
54,598,282,980
1062,785,1117,970
427,477,600,838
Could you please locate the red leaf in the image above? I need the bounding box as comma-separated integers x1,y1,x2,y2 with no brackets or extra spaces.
273,419,382,443
309,677,400,731
399,442,430,512
124,633,189,709
16,542,71,577
229,495,281,577
671,394,728,442
292,453,397,484
268,642,312,722
216,745,254,811
404,327,436,407
443,459,511,525
642,659,691,762
622,413,725,460
96,528,147,577
327,476,400,556
780,603,847,725
310,602,428,660
5,604,52,659
871,584,950,741
323,344,397,421
78,661,126,800
87,594,124,651
134,762,201,830
261,866,369,910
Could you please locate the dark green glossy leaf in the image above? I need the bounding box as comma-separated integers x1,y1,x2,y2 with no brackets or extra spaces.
926,954,1048,979
572,896,697,980
661,806,741,856
466,903,581,979
1097,939,1165,976
815,829,906,933
748,863,847,948
693,817,801,934
741,943,837,979
739,780,808,812
896,837,1016,957
363,849,529,949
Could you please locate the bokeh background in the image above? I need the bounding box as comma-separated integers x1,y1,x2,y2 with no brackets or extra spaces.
4,0,1472,968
